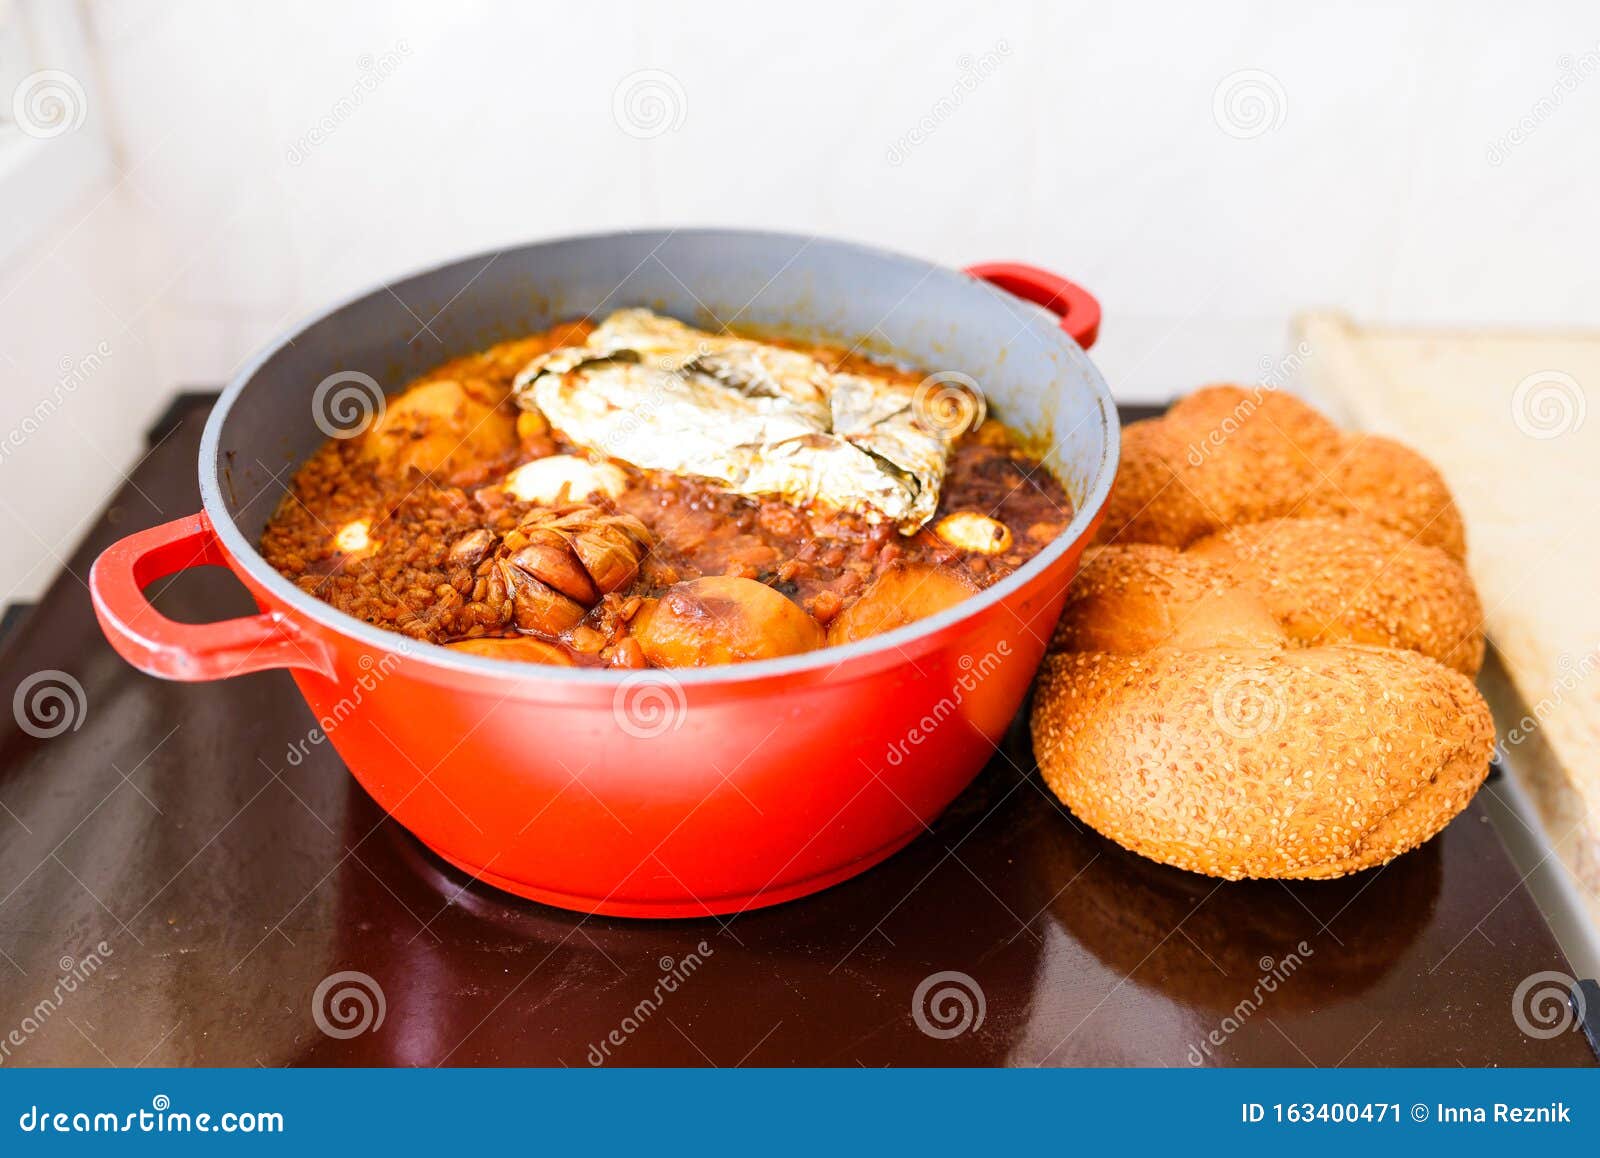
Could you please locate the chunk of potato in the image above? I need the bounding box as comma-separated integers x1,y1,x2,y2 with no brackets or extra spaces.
446,636,574,665
360,379,516,478
633,576,823,667
826,563,977,646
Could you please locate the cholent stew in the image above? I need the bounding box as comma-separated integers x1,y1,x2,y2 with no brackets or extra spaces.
261,311,1072,668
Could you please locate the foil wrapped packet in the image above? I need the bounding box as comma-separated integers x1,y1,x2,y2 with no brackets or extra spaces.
511,310,979,530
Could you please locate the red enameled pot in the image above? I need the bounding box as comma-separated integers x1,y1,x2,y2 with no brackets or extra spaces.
89,230,1119,918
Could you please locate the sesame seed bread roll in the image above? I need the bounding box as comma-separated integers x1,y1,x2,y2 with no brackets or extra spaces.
1034,387,1492,879
1186,518,1484,676
1097,385,1466,559
1032,644,1494,879
1056,520,1484,677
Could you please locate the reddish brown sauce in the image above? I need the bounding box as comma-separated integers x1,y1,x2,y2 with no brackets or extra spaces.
260,322,1072,667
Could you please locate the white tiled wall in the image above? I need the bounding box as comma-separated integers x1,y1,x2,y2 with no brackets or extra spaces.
2,0,1598,600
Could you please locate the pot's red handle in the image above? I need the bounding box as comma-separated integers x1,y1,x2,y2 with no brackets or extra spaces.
90,512,335,682
965,262,1101,349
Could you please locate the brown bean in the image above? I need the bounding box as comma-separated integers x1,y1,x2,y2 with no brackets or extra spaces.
609,637,648,669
